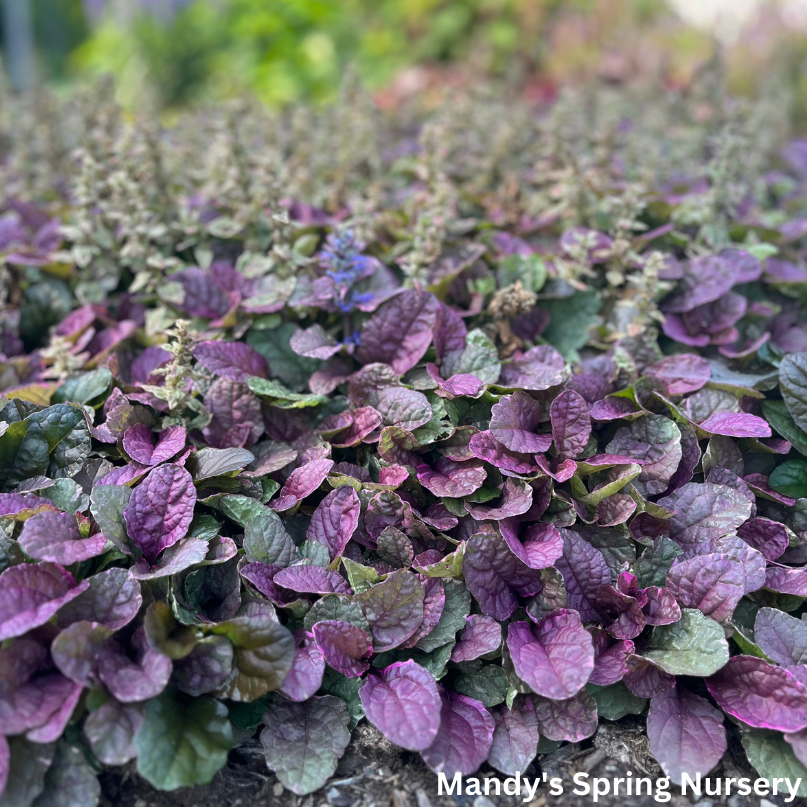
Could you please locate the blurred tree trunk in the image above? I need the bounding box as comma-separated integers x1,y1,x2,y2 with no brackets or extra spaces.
3,0,35,90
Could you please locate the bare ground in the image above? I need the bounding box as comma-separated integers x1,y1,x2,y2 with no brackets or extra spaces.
98,719,797,807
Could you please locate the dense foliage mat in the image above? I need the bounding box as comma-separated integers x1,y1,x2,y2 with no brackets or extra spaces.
2,71,807,803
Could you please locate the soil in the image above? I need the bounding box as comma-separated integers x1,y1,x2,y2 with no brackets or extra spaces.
98,719,798,807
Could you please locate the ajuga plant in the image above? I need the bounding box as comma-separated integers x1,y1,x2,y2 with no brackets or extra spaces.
3,61,807,804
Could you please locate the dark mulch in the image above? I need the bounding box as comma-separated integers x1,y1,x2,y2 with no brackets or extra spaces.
98,719,792,807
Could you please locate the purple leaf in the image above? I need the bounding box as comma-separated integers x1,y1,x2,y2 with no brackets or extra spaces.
173,637,234,697
356,290,439,374
463,530,525,621
506,611,595,699
707,656,807,732
468,431,540,475
417,458,487,498
359,660,442,751
400,577,445,649
306,486,360,560
623,657,675,698
330,407,383,448
376,387,433,431
498,345,566,391
451,615,502,663
124,464,197,564
646,686,727,785
646,354,711,394
665,553,746,623
500,520,563,570
0,492,57,520
754,608,807,667
555,530,611,622
56,567,142,630
465,478,533,521
97,628,173,703
489,391,552,454
421,691,494,776
273,566,352,595
662,255,736,313
589,631,633,686
271,459,334,511
202,378,263,448
737,518,789,561
487,700,540,776
122,423,186,465
550,389,591,457
83,699,144,765
698,412,772,438
279,635,325,702
354,571,425,651
290,325,342,360
0,562,89,641
130,537,209,580
173,268,229,318
18,510,107,564
312,620,373,677
194,340,270,381
531,690,598,741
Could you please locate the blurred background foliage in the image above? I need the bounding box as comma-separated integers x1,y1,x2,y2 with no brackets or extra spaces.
3,0,807,116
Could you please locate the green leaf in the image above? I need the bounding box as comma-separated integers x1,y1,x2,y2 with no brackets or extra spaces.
322,669,365,729
27,404,91,479
134,692,233,790
90,484,133,554
417,579,471,653
441,329,501,385
587,682,647,721
641,609,729,676
207,616,296,702
741,729,807,798
187,447,255,480
540,290,601,361
243,509,299,565
769,459,807,499
497,254,547,294
0,418,49,491
341,557,380,593
414,542,465,578
454,663,509,707
1,737,55,807
303,595,370,633
762,400,807,457
32,740,101,807
635,536,682,589
53,369,113,406
39,478,88,514
247,323,321,392
247,377,328,409
260,695,351,796
206,494,267,528
781,353,807,432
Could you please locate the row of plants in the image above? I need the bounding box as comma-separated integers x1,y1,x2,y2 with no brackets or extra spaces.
1,66,807,804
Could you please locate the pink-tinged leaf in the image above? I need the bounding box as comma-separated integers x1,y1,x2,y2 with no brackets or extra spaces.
489,391,552,454
379,465,408,487
531,691,598,742
463,531,528,621
426,364,483,398
290,325,342,360
737,518,789,561
273,566,352,596
745,473,796,506
359,660,442,750
0,562,89,641
0,492,57,520
56,567,142,630
468,431,540,475
330,407,383,448
589,632,633,686
487,700,540,776
646,354,711,394
123,464,197,564
665,553,746,623
193,339,269,381
306,486,360,561
698,412,772,438
271,459,334,511
465,478,533,521
356,290,439,374
376,387,433,431
354,571,425,651
130,537,209,580
279,635,325,702
240,563,298,607
421,691,494,776
590,396,641,421
130,346,171,385
500,520,563,570
312,620,373,678
555,530,611,622
451,615,502,663
662,255,735,313
122,423,186,465
506,611,595,700
764,565,807,596
647,686,727,785
417,458,487,498
707,656,807,732
18,510,107,565
97,628,172,703
754,608,807,667
596,494,636,526
400,578,445,649
498,345,566,391
550,389,591,457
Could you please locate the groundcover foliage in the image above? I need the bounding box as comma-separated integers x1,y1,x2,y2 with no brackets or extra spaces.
2,69,807,802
